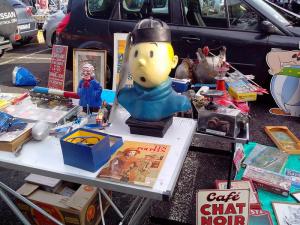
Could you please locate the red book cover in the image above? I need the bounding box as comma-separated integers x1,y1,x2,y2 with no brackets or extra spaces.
215,180,261,209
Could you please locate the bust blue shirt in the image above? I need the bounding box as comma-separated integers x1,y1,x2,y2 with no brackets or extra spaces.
118,78,191,121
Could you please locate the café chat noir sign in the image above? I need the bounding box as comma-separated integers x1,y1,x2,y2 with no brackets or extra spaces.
197,189,250,225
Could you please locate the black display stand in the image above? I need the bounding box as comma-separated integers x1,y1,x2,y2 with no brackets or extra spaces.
125,116,173,138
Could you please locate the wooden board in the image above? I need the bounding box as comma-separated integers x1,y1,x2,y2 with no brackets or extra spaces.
265,126,300,154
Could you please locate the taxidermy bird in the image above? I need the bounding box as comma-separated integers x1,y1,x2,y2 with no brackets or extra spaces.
175,58,194,81
193,46,227,84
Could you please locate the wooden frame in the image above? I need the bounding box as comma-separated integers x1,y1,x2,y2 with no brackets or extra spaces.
73,49,107,91
272,202,300,225
265,126,300,154
112,33,133,91
291,191,300,202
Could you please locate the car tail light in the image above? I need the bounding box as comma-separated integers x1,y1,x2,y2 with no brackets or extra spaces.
26,6,32,16
15,33,21,41
56,13,71,35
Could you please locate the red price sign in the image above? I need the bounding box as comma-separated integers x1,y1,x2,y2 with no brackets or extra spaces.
48,45,68,90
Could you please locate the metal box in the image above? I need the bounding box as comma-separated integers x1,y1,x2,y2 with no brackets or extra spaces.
195,105,243,138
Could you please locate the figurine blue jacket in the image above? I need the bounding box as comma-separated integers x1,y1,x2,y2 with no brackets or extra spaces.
77,79,102,108
118,78,191,121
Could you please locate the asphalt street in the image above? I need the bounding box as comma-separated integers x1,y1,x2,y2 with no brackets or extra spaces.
0,42,300,225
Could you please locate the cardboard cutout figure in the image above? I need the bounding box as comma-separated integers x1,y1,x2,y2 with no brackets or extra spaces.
117,18,191,122
266,49,300,117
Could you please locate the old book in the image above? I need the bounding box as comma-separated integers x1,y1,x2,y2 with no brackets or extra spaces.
97,141,170,187
249,209,273,225
0,123,34,152
242,143,288,173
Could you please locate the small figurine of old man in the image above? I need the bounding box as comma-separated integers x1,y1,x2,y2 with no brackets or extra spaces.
77,63,102,113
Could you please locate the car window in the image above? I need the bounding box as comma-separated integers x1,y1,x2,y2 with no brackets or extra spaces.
182,0,226,27
227,0,262,31
87,0,116,19
121,0,170,23
182,0,262,31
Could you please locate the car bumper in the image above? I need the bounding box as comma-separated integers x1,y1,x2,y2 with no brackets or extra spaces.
0,40,12,50
20,28,39,37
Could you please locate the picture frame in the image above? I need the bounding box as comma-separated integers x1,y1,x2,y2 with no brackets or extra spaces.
112,33,133,91
272,202,300,225
291,191,300,202
73,49,107,92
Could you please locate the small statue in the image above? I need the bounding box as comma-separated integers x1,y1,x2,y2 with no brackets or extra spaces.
193,46,226,84
117,18,191,122
77,63,102,113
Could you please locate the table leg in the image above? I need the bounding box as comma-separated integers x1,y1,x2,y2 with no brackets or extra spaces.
128,198,152,225
99,188,124,219
0,182,63,225
0,188,31,225
227,143,236,189
98,191,106,225
119,196,142,225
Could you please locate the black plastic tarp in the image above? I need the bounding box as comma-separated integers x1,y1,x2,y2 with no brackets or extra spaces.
0,0,17,37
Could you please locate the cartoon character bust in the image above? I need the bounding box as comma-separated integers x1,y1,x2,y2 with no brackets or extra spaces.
77,63,102,113
117,18,191,122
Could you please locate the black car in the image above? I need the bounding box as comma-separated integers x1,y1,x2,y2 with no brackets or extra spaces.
8,0,38,44
58,0,300,88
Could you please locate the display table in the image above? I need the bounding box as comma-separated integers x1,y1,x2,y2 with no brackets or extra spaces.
0,107,197,225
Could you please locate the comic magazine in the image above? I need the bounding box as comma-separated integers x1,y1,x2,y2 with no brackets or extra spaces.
97,141,170,187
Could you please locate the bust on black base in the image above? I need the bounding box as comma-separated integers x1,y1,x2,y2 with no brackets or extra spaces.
117,18,191,137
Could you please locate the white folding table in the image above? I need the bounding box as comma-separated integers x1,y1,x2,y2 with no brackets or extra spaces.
0,108,197,225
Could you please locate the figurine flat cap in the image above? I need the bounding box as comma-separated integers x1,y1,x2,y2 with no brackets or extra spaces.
132,18,171,44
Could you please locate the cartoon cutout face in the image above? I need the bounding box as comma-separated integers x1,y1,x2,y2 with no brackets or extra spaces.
129,42,178,88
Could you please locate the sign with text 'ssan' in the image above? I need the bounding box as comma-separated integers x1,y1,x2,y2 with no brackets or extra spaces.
48,45,68,90
197,189,250,225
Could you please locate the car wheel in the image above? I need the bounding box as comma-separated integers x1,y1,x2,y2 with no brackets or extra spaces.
0,49,4,58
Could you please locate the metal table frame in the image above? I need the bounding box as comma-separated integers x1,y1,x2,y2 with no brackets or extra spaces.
0,111,196,225
190,123,249,189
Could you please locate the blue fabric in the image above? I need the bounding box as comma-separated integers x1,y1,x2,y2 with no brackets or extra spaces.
14,67,38,86
77,79,102,108
0,112,27,133
118,78,191,121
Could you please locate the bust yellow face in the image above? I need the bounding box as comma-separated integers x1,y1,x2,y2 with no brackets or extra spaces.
128,42,178,88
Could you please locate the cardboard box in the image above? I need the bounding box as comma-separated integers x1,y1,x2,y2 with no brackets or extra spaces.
226,79,257,102
16,182,111,225
243,166,291,197
60,128,123,172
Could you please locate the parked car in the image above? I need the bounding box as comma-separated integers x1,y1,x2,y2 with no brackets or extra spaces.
291,0,300,13
8,0,38,44
58,0,300,88
42,9,65,47
0,0,18,57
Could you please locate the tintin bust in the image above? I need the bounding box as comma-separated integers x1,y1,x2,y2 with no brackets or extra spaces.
77,63,102,113
117,18,191,137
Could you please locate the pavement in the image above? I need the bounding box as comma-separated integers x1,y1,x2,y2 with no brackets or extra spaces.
0,42,300,225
